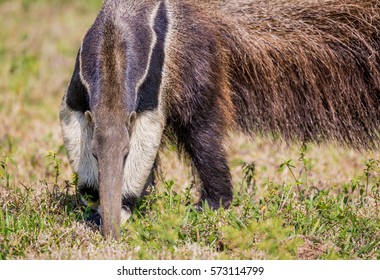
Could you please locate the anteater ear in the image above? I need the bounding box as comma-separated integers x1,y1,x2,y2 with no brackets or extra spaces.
85,110,94,126
128,111,137,126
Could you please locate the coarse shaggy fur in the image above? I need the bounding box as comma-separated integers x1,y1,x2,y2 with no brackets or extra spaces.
165,0,380,149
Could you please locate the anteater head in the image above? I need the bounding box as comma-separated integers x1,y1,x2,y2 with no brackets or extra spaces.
84,110,136,240
78,0,168,239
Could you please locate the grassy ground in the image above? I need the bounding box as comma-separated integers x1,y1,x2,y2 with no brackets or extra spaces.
0,0,379,260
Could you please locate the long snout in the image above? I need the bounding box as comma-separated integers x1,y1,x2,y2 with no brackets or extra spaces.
98,159,124,240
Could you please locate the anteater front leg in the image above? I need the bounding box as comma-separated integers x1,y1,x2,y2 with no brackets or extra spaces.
60,95,100,207
182,122,233,210
121,110,165,221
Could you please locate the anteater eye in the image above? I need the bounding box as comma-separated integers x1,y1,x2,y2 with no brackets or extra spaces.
92,151,98,161
123,153,129,165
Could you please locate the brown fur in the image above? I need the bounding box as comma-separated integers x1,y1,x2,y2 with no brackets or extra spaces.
165,0,380,148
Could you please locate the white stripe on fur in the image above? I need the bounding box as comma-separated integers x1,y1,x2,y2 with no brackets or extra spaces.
134,2,162,104
79,44,91,96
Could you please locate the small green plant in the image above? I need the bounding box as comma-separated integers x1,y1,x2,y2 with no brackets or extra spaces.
0,148,16,189
242,161,256,194
45,151,61,185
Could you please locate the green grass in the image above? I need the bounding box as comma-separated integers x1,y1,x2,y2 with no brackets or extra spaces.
0,0,379,260
1,147,380,259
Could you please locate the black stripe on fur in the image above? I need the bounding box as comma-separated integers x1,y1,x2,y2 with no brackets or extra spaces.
136,1,169,112
66,51,90,113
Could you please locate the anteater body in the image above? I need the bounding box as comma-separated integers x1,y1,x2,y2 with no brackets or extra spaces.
60,0,380,239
